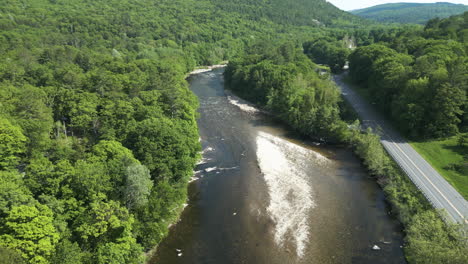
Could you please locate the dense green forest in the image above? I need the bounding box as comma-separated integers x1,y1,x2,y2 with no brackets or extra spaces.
349,12,468,139
0,0,208,262
352,2,468,24
225,39,468,264
211,0,366,27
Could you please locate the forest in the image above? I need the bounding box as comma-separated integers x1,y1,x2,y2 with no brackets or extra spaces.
0,0,467,263
349,12,468,139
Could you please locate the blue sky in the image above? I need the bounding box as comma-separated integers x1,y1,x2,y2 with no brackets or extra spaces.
327,0,468,11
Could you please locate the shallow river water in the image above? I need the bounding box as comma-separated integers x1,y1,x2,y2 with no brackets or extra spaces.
150,69,406,264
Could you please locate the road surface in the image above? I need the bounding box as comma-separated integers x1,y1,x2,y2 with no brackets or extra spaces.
334,74,468,225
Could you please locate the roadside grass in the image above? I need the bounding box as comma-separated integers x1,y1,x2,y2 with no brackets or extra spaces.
411,136,468,199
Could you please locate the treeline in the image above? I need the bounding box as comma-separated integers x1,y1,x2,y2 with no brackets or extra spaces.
302,25,420,73
349,12,468,139
225,40,468,264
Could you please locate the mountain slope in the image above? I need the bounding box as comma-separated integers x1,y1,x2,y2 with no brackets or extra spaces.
352,2,468,24
211,0,367,26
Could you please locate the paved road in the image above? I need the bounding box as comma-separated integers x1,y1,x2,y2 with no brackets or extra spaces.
334,74,468,225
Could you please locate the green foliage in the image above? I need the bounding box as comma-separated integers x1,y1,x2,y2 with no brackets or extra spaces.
225,41,343,141
411,135,468,199
0,171,34,219
0,204,59,264
0,118,26,170
124,164,153,211
211,0,368,27
349,127,391,176
342,121,468,263
126,117,200,183
424,12,468,42
0,84,53,153
303,38,350,72
352,2,468,24
345,16,468,261
96,240,144,264
405,211,468,264
133,181,187,249
0,0,461,263
0,0,215,262
50,239,83,264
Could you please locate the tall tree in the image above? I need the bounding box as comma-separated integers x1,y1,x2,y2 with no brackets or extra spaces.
0,118,26,170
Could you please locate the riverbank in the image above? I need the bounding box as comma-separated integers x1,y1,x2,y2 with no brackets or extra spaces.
188,62,228,75
144,201,189,261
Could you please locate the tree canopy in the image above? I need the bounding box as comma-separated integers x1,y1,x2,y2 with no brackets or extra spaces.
349,12,468,139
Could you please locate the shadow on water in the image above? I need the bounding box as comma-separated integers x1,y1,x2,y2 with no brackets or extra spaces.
150,68,406,264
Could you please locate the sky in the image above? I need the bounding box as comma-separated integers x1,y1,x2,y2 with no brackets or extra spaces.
327,0,468,11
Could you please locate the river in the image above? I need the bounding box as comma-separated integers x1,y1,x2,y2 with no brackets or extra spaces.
149,68,406,264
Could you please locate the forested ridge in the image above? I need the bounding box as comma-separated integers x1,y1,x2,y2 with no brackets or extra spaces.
211,0,366,27
352,2,468,24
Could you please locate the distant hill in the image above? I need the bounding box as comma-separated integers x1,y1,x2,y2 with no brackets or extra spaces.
351,2,468,24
